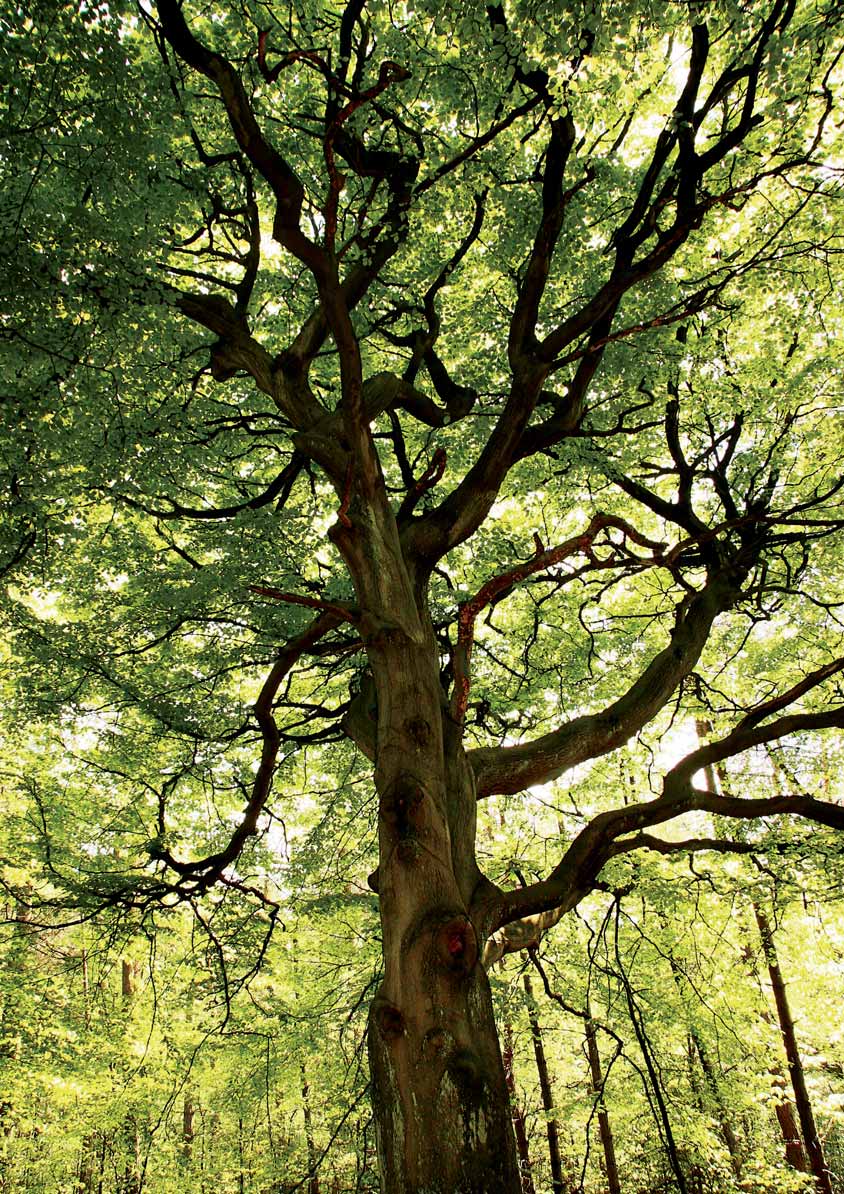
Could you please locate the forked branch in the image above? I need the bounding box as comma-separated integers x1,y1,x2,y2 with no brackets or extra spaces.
151,612,342,893
482,672,844,963
451,515,664,725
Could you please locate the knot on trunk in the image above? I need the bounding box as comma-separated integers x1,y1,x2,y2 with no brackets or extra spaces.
359,614,408,648
404,715,431,749
380,774,425,838
397,838,422,864
446,1046,485,1103
421,1027,449,1059
373,997,405,1040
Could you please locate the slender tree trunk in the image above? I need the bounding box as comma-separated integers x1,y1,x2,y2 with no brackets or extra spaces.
301,1064,320,1194
238,1114,246,1194
119,958,142,1194
523,974,565,1194
584,1011,621,1194
97,1131,107,1194
183,1092,195,1163
122,958,138,999
0,895,34,1191
79,1133,100,1193
742,939,808,1173
502,1020,536,1194
774,1097,809,1172
754,905,832,1194
696,723,809,1179
122,1117,141,1194
81,947,91,1028
688,1027,742,1177
657,907,742,1179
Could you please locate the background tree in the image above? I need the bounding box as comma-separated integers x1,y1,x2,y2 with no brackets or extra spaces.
2,0,844,1191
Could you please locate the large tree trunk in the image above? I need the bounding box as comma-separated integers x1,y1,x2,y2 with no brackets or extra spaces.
362,631,520,1192
332,493,521,1193
366,721,520,1192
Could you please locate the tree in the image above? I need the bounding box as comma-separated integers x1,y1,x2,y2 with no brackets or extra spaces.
754,902,833,1194
2,0,844,1191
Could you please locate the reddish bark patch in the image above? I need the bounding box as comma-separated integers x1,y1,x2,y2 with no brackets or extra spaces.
446,928,465,956
437,916,478,974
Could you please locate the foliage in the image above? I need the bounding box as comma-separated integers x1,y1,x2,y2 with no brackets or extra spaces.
2,0,844,1189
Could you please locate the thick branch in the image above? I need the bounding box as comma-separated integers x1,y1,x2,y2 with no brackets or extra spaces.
485,703,844,963
470,574,738,797
535,5,795,368
668,706,844,791
607,834,758,859
736,656,844,732
155,0,325,272
171,290,272,387
508,113,576,367
248,584,359,624
169,289,329,434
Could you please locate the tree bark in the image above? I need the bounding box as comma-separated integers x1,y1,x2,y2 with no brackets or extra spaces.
332,501,521,1192
774,1096,810,1173
502,1020,536,1194
183,1092,195,1163
362,644,519,1192
121,958,140,999
301,1063,320,1194
741,933,808,1173
754,905,832,1194
366,694,520,1192
584,1011,621,1194
523,974,565,1194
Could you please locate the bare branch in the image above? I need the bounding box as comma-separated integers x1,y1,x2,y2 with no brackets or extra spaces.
248,584,359,625
606,834,758,859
